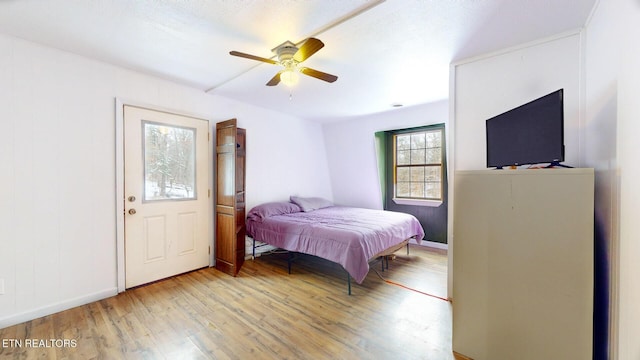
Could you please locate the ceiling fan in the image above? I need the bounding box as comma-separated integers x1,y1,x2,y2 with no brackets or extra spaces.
229,38,338,87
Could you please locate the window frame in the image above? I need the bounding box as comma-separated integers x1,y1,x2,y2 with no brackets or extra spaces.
391,125,445,207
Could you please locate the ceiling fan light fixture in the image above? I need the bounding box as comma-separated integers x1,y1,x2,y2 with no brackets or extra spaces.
230,37,337,87
280,68,299,87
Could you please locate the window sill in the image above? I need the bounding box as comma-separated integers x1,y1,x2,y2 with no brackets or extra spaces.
392,198,443,207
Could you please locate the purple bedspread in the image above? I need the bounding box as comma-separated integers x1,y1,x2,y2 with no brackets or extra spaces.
246,206,425,283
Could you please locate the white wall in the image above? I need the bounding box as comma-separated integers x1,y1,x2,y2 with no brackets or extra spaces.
616,1,640,356
207,95,333,211
585,0,640,358
453,32,583,170
322,101,449,209
0,34,331,328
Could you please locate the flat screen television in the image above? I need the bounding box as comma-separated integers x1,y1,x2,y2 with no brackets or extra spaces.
486,89,565,168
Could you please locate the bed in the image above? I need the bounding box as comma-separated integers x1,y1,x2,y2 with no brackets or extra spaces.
246,197,425,294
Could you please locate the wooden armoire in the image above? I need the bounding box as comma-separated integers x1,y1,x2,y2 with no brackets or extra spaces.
214,119,245,276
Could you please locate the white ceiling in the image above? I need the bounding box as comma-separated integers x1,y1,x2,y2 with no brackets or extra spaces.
0,0,596,122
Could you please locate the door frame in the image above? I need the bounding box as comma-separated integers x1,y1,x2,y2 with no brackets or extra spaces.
115,98,214,293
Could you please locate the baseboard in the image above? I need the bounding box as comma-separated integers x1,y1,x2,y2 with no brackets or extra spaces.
0,287,118,329
453,351,474,360
419,240,448,250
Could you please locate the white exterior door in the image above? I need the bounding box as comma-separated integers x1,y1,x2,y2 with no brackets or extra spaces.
124,105,210,288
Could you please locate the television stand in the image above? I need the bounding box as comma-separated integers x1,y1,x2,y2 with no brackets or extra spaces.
545,161,573,168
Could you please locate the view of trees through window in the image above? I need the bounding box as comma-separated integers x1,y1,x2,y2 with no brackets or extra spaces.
394,128,443,200
143,122,196,201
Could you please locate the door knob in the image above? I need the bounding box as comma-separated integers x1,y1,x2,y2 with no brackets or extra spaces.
128,209,136,215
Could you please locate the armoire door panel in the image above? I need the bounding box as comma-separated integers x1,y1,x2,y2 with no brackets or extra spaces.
216,152,234,206
215,118,246,276
216,213,235,261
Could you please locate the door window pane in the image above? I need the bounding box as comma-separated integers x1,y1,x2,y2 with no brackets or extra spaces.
143,121,196,201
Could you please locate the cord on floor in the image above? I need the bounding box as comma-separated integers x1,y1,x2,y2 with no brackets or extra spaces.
373,267,450,302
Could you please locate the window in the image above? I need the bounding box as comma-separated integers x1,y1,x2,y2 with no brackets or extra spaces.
143,121,196,201
393,126,444,204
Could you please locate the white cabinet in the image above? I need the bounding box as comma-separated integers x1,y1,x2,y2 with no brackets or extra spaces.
452,168,594,360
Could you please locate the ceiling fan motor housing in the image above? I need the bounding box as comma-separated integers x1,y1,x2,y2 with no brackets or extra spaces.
273,41,298,63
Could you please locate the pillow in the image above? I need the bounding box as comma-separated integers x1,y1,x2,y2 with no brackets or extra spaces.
290,196,334,212
247,201,302,221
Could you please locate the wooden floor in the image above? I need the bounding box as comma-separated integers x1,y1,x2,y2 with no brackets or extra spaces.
0,245,454,359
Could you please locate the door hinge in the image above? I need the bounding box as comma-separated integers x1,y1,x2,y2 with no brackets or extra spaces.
208,246,211,255
208,132,210,141
208,189,211,198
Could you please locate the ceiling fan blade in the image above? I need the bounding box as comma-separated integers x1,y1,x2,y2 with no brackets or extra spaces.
293,38,324,62
299,67,338,83
229,51,278,65
266,71,282,86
